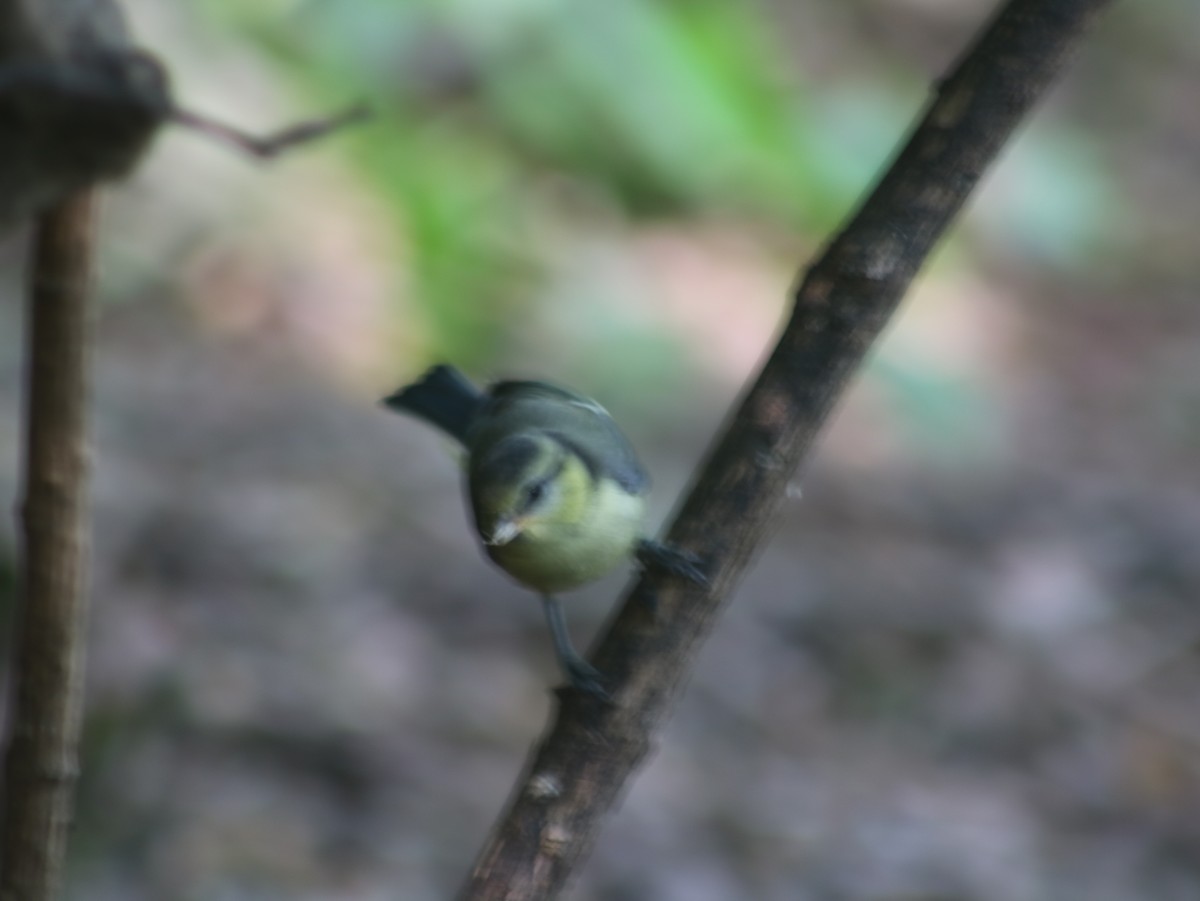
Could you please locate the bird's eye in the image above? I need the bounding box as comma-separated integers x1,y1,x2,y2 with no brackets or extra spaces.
524,480,546,508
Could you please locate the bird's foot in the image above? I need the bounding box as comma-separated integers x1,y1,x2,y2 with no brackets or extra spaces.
561,653,611,701
636,538,709,586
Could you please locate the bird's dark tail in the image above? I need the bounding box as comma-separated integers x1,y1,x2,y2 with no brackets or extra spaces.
382,365,485,445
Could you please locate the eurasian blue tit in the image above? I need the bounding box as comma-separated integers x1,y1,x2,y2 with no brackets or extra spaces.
383,365,702,696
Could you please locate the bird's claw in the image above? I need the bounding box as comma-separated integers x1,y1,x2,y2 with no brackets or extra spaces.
636,539,709,586
563,656,611,701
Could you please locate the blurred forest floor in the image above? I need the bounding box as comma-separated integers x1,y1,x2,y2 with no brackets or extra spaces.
3,0,1200,899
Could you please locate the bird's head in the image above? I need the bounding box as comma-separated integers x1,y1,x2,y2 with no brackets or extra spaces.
469,433,588,546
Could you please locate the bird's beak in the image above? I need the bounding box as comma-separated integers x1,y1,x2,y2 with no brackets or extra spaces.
486,517,523,546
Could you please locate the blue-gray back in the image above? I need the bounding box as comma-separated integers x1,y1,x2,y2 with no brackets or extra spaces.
470,380,649,495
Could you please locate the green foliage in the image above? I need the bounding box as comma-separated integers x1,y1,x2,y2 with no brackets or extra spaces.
477,0,828,219
193,0,1125,423
867,353,1001,461
973,129,1118,269
193,0,865,365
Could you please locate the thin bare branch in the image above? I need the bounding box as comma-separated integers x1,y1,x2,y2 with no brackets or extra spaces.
0,190,96,901
171,101,372,159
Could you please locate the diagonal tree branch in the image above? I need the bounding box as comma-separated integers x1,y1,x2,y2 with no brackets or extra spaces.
0,190,97,901
458,0,1113,898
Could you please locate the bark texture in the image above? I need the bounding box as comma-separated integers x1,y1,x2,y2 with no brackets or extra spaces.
1,191,96,901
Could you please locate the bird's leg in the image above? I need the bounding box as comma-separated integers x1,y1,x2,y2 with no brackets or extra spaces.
541,595,609,699
635,538,708,586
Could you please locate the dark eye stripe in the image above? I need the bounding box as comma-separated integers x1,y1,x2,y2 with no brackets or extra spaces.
474,435,542,486
521,450,567,512
523,480,546,508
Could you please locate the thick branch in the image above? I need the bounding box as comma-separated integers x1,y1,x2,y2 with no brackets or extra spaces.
458,0,1112,898
0,191,96,901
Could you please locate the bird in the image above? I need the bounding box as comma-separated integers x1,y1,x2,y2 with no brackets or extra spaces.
382,364,704,697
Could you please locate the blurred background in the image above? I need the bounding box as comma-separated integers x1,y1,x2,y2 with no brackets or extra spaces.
2,0,1200,898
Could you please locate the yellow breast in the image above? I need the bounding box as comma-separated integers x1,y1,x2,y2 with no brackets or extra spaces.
485,473,645,595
